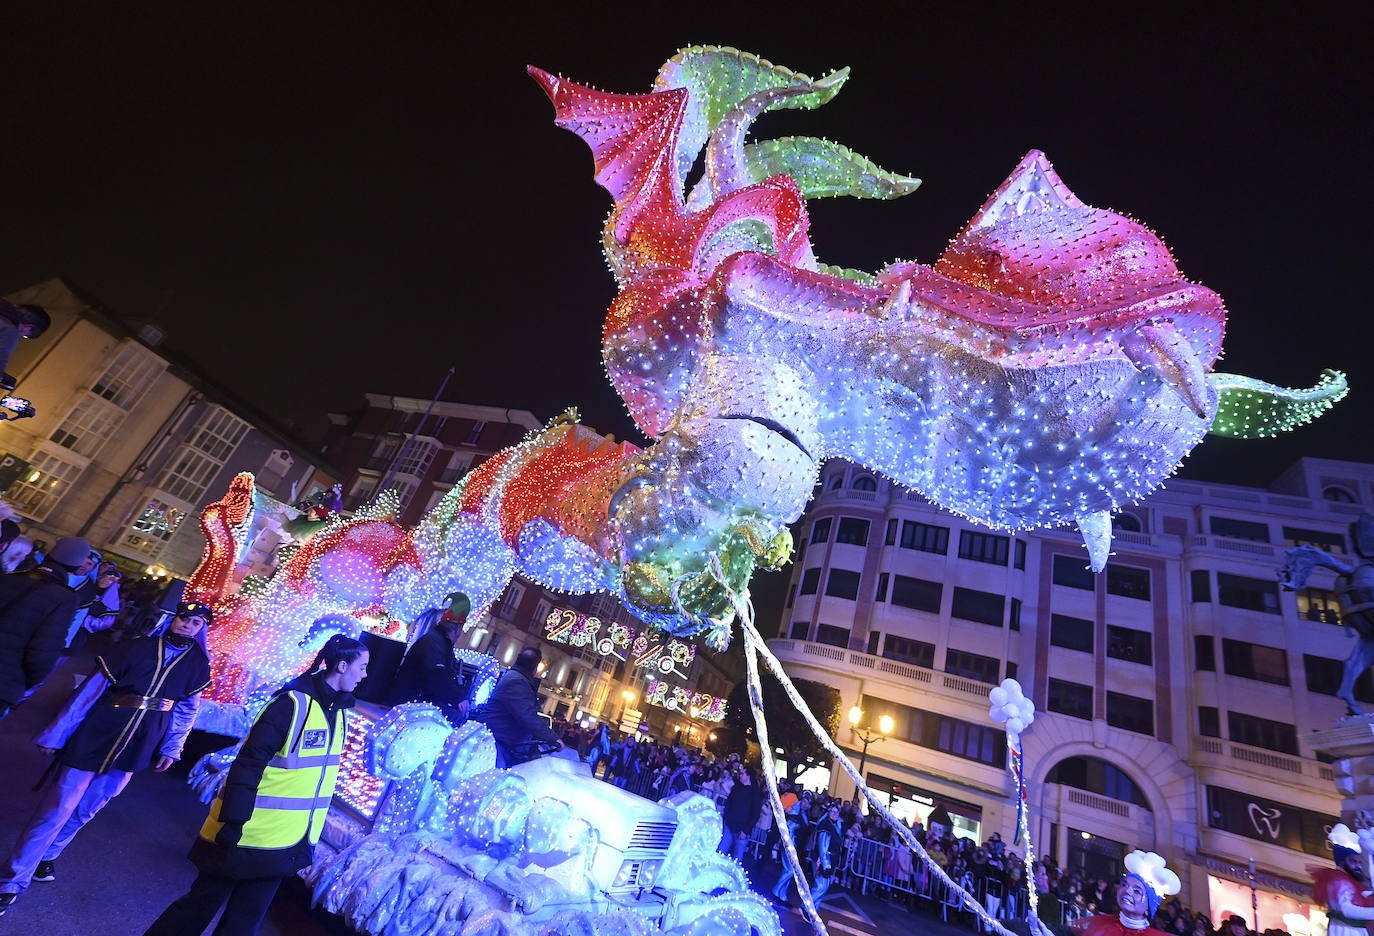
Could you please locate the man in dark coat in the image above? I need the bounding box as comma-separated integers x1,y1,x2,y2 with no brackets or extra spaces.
391,592,472,725
0,536,89,720
474,646,560,766
719,765,762,863
0,601,211,917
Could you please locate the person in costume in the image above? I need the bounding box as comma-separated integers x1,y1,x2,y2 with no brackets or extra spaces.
141,634,368,936
391,591,472,726
0,601,213,918
1072,849,1180,936
1310,823,1374,936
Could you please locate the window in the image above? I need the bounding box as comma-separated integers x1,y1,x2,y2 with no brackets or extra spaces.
1113,513,1143,533
5,450,86,520
799,568,821,595
1106,692,1154,735
890,575,942,613
1190,569,1211,603
1107,626,1152,666
1014,540,1026,570
499,583,526,618
827,474,843,490
1046,756,1149,806
1323,485,1357,503
945,648,1000,684
89,342,163,408
865,693,1006,766
1228,711,1298,755
393,437,440,479
1048,679,1093,720
1051,614,1094,653
959,530,1009,565
1009,598,1021,631
1194,635,1216,671
368,437,401,471
159,448,222,505
810,518,832,545
835,517,870,546
122,497,189,559
951,587,1004,626
825,569,861,600
885,519,897,546
899,520,949,554
1283,526,1346,554
349,476,377,504
1209,516,1271,543
1217,573,1280,614
1053,554,1094,590
789,621,809,639
49,396,123,458
815,624,850,648
852,476,877,491
1297,588,1341,624
1198,706,1220,738
1222,638,1290,686
867,631,880,655
883,636,935,668
464,420,486,445
1303,654,1374,703
190,407,249,462
1106,564,1151,601
875,572,889,602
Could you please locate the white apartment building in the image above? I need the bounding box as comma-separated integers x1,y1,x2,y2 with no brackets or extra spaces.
772,456,1374,930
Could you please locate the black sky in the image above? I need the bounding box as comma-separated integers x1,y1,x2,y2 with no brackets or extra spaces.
3,7,1369,488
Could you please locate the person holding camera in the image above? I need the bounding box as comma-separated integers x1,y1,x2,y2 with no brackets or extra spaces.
0,300,49,421
0,601,212,918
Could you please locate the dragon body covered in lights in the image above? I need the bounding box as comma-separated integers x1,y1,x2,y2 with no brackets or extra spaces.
194,45,1344,717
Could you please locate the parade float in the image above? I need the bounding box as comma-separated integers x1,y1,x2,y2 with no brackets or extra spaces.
181,46,1347,936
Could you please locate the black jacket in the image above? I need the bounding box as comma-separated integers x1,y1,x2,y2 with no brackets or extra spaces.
391,627,469,716
475,666,558,756
722,778,763,836
0,567,81,706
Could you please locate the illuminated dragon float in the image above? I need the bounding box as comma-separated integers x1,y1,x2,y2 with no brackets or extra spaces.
185,47,1345,936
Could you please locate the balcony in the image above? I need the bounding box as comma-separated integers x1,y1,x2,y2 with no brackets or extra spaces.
768,639,995,701
1193,735,1333,783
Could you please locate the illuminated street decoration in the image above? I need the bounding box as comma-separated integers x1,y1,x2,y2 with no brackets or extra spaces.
645,677,726,721
191,48,1344,748
543,606,697,675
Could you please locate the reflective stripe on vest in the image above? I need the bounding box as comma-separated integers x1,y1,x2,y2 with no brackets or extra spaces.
200,690,345,849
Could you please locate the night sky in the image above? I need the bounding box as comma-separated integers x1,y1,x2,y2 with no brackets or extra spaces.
3,8,1368,489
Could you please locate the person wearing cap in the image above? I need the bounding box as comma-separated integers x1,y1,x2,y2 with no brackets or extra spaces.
391,591,474,726
1311,823,1374,936
1072,849,1180,936
0,536,89,721
0,600,212,918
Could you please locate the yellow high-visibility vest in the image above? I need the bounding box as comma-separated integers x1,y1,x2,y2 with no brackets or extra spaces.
201,690,344,849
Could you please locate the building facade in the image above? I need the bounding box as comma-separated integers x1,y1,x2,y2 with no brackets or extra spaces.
1,278,336,577
773,456,1374,929
323,394,542,527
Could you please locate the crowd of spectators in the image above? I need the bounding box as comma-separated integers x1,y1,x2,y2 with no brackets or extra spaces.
549,728,1287,936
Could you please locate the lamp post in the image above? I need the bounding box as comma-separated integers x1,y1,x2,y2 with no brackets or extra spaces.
848,706,893,803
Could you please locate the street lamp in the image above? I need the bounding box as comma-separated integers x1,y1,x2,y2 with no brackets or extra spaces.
848,706,893,802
